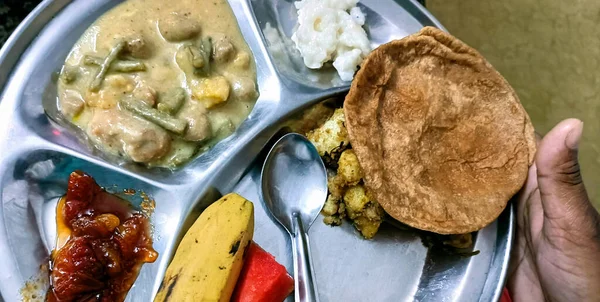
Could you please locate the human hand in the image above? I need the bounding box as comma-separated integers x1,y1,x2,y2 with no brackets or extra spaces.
507,119,600,301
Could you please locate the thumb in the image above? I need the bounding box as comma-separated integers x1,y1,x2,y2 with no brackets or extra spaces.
536,118,597,234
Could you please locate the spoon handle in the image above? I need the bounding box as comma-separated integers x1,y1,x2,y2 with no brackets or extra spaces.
291,214,319,302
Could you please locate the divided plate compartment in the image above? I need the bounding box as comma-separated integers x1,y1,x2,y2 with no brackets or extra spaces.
0,0,511,301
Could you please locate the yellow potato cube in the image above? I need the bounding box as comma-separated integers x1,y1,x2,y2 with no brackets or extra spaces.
192,76,230,108
322,194,340,216
353,216,381,239
337,149,363,186
343,185,370,219
364,202,385,221
327,174,346,199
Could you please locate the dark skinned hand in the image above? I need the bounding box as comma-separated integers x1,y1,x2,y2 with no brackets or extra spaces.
507,119,600,301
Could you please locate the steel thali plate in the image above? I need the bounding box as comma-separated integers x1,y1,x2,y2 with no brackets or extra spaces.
0,0,512,301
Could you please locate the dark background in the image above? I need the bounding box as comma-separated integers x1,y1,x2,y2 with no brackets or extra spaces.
0,0,426,49
0,0,41,47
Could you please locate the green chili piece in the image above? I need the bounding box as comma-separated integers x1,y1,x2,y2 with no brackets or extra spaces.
120,98,187,134
157,87,186,114
83,55,146,72
89,41,125,92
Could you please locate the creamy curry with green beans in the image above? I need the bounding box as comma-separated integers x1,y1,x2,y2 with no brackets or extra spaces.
57,0,258,168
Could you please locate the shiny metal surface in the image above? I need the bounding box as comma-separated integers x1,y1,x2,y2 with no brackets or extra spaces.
0,0,512,301
262,133,327,302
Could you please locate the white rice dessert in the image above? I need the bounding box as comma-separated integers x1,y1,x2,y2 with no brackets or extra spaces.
291,0,371,81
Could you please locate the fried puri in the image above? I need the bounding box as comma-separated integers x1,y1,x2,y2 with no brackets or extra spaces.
344,27,536,234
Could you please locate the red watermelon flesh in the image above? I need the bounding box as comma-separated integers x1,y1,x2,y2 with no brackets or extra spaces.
231,242,294,302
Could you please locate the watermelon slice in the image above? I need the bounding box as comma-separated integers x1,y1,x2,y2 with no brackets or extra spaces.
231,242,294,302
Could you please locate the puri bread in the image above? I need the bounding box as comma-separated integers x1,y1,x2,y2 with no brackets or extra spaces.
344,27,536,234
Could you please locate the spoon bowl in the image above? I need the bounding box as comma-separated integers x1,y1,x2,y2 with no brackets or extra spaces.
261,133,328,231
261,133,327,302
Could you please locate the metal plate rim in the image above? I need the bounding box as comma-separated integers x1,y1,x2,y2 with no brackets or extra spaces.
0,0,512,301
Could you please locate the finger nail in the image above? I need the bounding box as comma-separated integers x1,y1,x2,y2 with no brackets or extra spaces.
566,121,584,150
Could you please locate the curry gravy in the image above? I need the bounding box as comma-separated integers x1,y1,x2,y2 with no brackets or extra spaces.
58,0,258,167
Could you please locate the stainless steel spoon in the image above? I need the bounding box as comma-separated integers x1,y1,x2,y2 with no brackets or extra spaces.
261,133,327,302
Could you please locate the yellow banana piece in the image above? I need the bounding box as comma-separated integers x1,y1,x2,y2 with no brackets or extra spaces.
154,193,254,302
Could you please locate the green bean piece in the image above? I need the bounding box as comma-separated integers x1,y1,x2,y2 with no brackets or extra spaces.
83,55,146,72
157,87,186,114
114,60,147,72
59,66,78,84
89,41,126,92
194,37,212,77
120,98,187,134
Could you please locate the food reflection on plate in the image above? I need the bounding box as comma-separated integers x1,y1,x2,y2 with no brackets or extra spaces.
47,171,156,302
57,0,259,168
